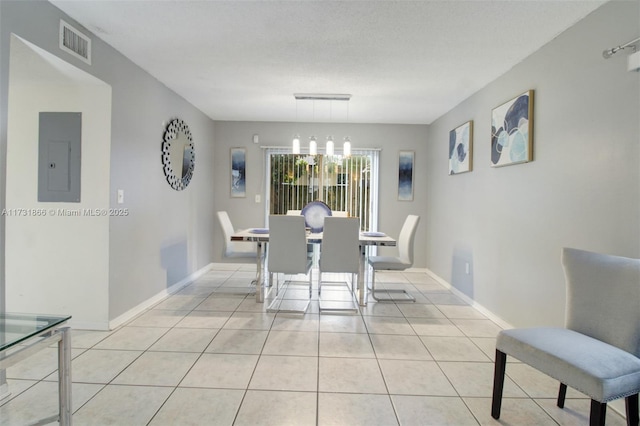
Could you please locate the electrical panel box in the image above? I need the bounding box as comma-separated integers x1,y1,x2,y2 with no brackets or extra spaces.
38,112,81,202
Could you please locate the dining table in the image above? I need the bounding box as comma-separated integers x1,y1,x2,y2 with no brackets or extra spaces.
230,228,396,306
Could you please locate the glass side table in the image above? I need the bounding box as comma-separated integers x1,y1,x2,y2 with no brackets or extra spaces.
0,313,72,425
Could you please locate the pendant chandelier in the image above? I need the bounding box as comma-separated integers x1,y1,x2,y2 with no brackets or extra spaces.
292,93,351,157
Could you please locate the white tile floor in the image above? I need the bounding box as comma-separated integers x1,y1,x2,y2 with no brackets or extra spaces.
0,264,628,425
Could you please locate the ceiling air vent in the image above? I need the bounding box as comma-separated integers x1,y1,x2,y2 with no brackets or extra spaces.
59,20,91,65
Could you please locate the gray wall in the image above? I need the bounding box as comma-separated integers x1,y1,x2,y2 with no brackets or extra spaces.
2,0,637,331
0,1,217,324
425,0,640,327
211,121,429,266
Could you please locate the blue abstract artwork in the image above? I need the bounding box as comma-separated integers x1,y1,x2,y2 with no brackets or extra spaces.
491,90,534,167
398,151,414,201
231,147,246,197
449,121,473,175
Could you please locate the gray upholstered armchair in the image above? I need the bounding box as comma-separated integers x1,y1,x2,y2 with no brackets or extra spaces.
492,247,640,426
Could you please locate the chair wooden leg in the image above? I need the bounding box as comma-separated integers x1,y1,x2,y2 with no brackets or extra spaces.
590,400,607,426
557,383,567,408
491,349,507,419
626,394,639,426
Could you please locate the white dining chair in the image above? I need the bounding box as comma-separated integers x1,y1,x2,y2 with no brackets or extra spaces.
217,211,258,259
266,214,313,313
216,211,259,292
287,209,315,257
367,214,420,302
318,217,360,312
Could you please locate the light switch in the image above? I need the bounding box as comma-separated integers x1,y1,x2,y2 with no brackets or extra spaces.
117,189,124,204
255,194,261,203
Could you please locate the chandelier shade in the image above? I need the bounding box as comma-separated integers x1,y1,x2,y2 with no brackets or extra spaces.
326,136,334,156
309,136,317,155
292,135,300,154
343,136,351,157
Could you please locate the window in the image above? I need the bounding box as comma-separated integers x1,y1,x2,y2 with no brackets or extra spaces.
264,148,379,231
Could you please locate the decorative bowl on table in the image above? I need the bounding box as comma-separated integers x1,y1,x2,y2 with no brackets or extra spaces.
301,201,332,233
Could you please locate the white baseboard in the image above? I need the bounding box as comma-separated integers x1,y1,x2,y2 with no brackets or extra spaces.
68,320,110,331
108,263,213,330
0,383,10,402
424,268,513,330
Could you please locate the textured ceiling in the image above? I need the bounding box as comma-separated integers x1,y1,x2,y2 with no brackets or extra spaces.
50,0,606,124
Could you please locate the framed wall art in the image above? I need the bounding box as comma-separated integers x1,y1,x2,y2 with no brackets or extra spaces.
230,147,246,197
398,150,414,201
491,90,534,167
449,120,473,175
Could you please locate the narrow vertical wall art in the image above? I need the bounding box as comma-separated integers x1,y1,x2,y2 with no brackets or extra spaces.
398,150,414,201
230,147,246,197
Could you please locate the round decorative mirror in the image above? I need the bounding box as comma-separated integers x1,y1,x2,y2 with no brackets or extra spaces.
161,118,195,191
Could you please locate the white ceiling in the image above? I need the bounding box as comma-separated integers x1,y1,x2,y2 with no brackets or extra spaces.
49,0,606,125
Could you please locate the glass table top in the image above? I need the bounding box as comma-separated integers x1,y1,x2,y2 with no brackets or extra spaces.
0,313,71,351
